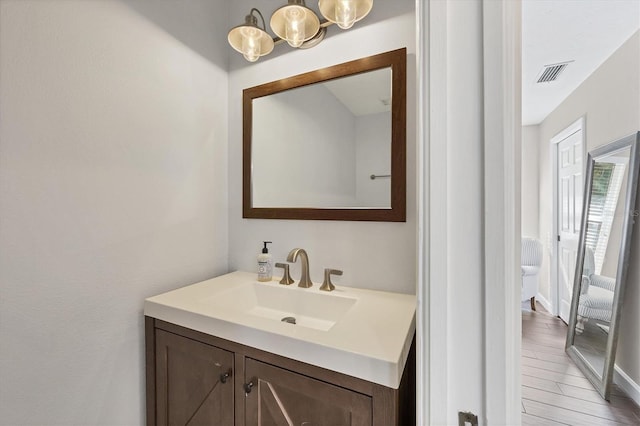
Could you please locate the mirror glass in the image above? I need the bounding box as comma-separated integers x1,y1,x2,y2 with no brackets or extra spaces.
573,148,629,374
566,132,640,400
252,68,392,209
243,48,406,221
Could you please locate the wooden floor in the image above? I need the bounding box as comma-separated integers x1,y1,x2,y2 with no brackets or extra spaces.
521,306,640,425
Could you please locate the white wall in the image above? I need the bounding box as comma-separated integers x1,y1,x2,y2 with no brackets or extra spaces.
227,0,416,294
522,125,540,238
537,31,640,390
0,1,230,424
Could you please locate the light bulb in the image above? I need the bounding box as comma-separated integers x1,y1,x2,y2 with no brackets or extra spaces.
241,27,261,62
335,0,356,29
284,6,306,48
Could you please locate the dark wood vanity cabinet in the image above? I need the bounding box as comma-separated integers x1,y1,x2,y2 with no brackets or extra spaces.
146,317,415,426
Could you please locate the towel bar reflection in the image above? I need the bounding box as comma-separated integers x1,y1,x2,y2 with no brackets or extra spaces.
370,174,391,180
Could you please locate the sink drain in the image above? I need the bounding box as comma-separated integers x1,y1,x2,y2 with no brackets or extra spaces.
281,316,296,325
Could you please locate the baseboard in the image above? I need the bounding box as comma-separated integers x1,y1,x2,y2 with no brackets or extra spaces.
535,292,553,313
614,365,640,406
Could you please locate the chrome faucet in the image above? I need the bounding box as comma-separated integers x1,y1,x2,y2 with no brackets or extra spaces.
286,248,313,288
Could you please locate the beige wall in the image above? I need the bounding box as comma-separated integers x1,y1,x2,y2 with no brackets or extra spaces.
537,31,640,388
522,125,540,238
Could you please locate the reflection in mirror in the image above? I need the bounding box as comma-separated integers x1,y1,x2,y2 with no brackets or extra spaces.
573,150,628,375
566,132,640,400
252,68,392,209
243,48,406,221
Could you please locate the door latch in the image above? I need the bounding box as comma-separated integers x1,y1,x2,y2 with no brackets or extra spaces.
458,411,478,426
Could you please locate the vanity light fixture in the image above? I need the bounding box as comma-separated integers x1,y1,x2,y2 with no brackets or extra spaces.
228,1,373,62
227,8,275,62
318,0,373,29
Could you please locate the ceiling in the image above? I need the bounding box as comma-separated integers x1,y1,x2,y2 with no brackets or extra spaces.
522,0,640,126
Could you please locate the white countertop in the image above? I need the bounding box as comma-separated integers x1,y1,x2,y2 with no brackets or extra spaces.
144,271,416,389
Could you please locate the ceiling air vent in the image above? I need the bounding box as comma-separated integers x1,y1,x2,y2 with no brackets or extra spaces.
536,61,572,83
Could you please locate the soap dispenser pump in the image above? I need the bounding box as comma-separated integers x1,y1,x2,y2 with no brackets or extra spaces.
257,241,273,282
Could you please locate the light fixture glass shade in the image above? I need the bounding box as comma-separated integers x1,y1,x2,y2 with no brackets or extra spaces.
240,28,262,62
228,12,274,62
318,0,373,29
270,1,320,48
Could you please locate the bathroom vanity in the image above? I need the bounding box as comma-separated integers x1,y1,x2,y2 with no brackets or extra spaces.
144,271,416,425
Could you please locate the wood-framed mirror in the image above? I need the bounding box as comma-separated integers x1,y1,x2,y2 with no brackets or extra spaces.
566,131,640,400
242,48,406,221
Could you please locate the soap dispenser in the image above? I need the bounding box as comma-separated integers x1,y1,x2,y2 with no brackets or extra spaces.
257,241,273,282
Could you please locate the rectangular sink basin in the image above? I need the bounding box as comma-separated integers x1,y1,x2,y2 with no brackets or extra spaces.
203,282,357,331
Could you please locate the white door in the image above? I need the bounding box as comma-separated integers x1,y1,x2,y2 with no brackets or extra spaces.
557,130,583,323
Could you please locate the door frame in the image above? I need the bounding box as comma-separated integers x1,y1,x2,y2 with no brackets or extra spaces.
416,0,522,424
482,1,522,423
415,0,447,423
550,117,585,318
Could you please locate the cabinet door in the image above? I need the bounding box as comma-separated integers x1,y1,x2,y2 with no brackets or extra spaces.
245,358,371,426
155,330,234,426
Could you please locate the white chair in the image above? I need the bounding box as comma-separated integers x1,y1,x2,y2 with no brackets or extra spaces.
576,247,615,333
521,238,543,311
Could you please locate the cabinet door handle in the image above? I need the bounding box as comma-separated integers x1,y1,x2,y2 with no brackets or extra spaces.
243,380,254,395
220,369,232,384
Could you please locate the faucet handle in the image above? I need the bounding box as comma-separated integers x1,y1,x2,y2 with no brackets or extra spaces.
320,268,342,292
275,263,294,285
